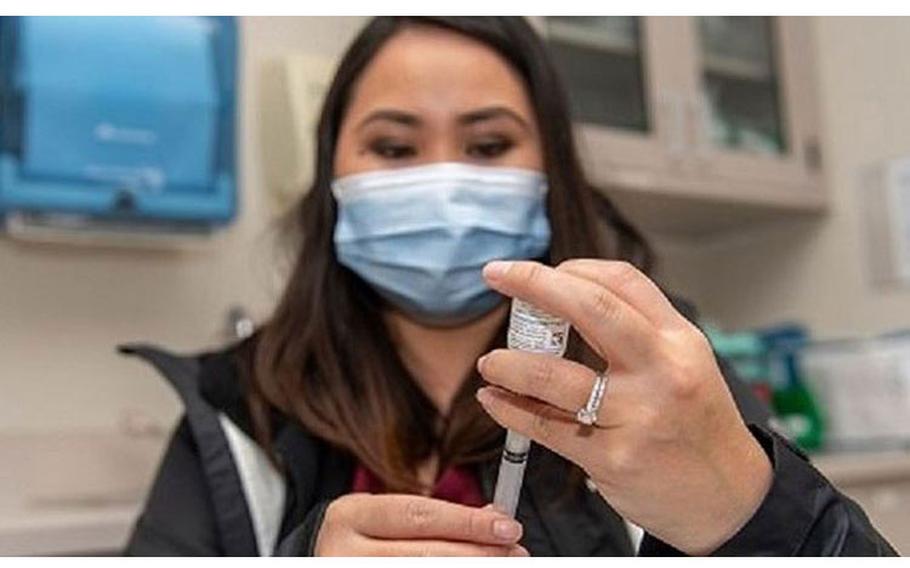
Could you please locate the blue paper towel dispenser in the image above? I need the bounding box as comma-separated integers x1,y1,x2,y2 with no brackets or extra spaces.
0,16,238,237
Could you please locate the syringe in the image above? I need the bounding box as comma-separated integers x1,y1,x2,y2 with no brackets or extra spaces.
492,299,569,517
492,430,533,517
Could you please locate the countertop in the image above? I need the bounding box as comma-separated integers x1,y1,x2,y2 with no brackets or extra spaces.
0,431,166,556
813,448,910,486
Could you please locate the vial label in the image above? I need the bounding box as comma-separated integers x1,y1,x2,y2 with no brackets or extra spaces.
507,299,570,356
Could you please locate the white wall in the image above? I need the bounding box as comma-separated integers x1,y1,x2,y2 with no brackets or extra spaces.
0,17,368,433
658,17,910,339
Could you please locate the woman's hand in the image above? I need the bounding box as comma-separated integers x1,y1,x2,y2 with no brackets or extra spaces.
314,493,528,556
475,259,773,555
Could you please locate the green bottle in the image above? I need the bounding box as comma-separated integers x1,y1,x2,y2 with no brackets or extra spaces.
762,326,825,452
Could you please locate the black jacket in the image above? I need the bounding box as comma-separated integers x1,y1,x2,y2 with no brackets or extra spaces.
121,338,897,556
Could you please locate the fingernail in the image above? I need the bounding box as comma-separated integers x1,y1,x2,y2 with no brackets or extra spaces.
483,261,513,281
475,387,493,406
476,354,488,373
493,519,522,540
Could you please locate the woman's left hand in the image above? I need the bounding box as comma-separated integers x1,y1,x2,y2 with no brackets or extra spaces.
475,259,772,555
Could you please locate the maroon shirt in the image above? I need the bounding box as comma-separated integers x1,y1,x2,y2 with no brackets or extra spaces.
351,463,487,507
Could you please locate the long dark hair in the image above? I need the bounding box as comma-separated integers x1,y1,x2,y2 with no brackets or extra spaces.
243,17,653,493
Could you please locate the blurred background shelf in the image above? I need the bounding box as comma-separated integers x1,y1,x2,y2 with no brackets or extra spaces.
547,17,639,55
703,53,774,82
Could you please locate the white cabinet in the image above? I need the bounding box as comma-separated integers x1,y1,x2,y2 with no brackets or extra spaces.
534,17,825,237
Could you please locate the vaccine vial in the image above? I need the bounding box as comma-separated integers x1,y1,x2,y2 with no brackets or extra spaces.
492,299,570,517
507,299,570,356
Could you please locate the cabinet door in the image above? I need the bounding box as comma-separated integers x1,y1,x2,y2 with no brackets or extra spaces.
684,17,823,208
537,17,689,188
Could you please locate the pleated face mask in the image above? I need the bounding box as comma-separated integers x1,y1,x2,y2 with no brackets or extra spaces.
331,162,551,326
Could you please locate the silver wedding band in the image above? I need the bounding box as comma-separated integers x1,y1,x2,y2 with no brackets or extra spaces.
575,369,609,426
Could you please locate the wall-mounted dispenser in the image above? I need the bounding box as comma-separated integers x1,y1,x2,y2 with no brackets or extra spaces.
0,16,238,244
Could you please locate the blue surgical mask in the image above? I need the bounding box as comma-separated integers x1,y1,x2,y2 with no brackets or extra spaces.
331,162,551,326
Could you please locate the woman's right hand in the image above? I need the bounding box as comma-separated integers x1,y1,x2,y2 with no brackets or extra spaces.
314,493,528,556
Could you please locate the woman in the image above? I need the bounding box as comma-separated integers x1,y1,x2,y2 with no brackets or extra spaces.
123,17,895,556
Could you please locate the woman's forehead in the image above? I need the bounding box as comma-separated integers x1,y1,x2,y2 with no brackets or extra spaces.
343,25,536,126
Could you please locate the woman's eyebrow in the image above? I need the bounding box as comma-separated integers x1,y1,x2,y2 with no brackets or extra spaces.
458,106,531,131
356,109,421,130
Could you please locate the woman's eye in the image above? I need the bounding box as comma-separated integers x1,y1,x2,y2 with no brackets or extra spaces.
467,139,514,159
370,140,416,160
